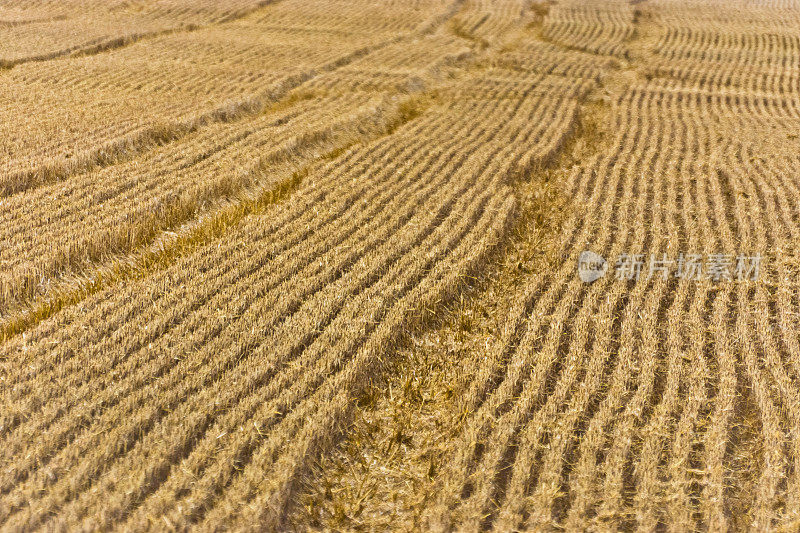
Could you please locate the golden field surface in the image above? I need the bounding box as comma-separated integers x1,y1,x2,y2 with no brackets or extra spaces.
2,0,800,530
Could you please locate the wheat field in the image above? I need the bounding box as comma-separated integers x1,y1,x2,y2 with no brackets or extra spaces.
2,0,800,530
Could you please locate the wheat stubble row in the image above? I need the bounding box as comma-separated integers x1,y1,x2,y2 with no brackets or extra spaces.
0,94,396,313
0,1,476,320
426,109,800,532
0,43,586,526
408,2,800,529
0,0,281,67
0,0,456,197
0,0,447,66
541,0,634,58
6,0,800,530
293,0,800,529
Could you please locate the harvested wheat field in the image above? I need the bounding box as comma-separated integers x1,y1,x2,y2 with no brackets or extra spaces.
2,0,800,530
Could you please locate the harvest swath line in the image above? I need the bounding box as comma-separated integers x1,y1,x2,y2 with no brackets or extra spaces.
0,15,65,27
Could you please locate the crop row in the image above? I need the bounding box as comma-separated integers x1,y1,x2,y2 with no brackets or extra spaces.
643,1,800,94
0,0,451,67
426,34,800,529
0,0,283,66
0,13,488,327
0,0,458,196
0,94,405,314
0,62,585,527
541,0,635,59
